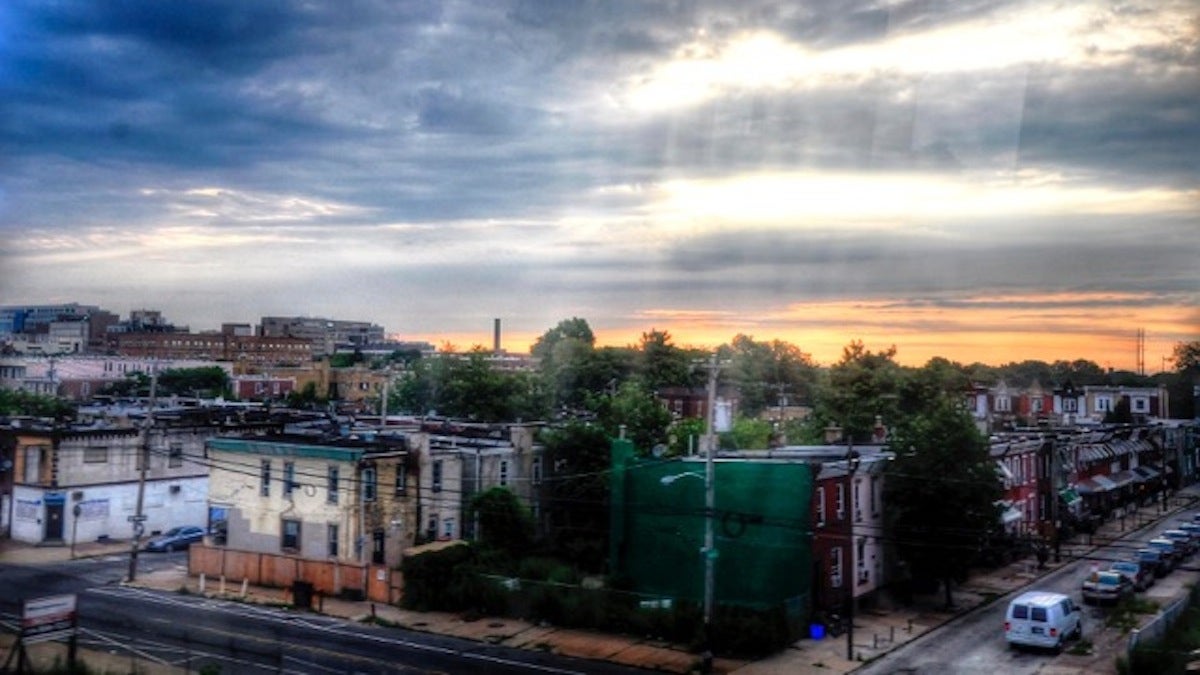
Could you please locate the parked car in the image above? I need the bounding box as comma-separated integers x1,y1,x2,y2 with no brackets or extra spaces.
1109,560,1153,591
1134,548,1170,578
1161,530,1198,556
1146,538,1182,570
1005,591,1083,652
143,526,205,552
1177,522,1200,540
1082,570,1134,605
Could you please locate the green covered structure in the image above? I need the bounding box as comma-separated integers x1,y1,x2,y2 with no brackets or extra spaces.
609,439,814,626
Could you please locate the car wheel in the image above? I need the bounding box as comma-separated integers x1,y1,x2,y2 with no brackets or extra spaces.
1072,621,1083,640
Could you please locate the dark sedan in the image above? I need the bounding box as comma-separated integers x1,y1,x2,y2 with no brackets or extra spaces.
143,526,205,552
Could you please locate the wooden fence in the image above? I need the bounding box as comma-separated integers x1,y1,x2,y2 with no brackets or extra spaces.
188,545,403,604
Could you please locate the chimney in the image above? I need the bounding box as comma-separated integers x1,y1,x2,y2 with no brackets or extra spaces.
493,318,501,353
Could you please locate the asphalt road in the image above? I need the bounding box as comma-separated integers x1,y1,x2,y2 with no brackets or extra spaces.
0,552,648,674
856,509,1200,675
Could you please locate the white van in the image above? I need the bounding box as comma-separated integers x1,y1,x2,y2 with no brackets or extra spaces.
1004,591,1083,651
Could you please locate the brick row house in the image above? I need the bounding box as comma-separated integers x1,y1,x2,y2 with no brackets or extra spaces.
969,381,1171,432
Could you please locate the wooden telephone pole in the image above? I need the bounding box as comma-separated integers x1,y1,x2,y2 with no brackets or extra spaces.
127,374,157,583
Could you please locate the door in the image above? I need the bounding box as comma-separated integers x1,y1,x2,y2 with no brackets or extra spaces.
45,502,64,540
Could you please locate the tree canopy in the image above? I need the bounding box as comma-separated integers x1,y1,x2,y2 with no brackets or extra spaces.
885,397,1003,608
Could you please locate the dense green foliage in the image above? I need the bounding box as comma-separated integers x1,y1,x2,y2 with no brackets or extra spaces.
98,366,231,399
469,487,535,555
540,422,613,571
886,398,1004,608
0,388,76,420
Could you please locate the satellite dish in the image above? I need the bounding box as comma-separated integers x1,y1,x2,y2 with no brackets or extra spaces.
651,444,667,458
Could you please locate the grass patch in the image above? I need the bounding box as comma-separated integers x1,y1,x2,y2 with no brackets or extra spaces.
1106,596,1160,634
1067,638,1093,655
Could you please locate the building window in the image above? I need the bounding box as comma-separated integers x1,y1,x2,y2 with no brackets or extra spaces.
1133,397,1148,412
1096,397,1112,412
432,460,443,493
1032,398,1043,413
442,518,454,540
499,460,509,487
282,519,301,551
816,486,826,526
836,483,845,519
362,467,377,501
995,396,1011,412
284,462,296,497
395,464,408,495
425,515,437,542
1064,398,1078,413
261,460,271,497
870,477,878,515
327,524,339,557
328,466,339,504
831,547,843,588
168,443,183,468
532,457,542,485
84,446,108,463
853,480,861,521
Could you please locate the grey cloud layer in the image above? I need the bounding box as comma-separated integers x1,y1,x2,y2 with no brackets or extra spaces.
0,0,1195,344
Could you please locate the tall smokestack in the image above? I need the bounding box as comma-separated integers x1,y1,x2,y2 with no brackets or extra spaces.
493,318,501,353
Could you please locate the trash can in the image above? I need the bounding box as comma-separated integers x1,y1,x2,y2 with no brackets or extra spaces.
809,623,826,641
292,581,314,610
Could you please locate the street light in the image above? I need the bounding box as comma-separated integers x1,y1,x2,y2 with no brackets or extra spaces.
660,352,720,674
660,468,716,673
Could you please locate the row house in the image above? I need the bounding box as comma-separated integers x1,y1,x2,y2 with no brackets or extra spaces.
810,449,889,617
1,407,279,543
205,433,444,568
970,381,1172,432
419,420,544,540
6,356,230,401
992,437,1043,537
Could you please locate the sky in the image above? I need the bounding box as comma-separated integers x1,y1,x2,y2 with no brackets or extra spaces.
0,0,1196,369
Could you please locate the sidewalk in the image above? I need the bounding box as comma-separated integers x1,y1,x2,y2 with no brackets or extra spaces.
1,491,1195,675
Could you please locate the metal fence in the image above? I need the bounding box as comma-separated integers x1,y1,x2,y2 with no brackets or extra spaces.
1127,580,1200,655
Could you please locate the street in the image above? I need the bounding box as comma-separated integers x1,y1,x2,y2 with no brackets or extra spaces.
0,552,647,674
857,507,1200,675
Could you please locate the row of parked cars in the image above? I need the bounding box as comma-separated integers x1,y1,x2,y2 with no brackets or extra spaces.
1081,516,1200,604
1004,512,1200,652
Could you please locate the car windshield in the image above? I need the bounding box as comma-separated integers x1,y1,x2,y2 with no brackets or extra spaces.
163,528,183,536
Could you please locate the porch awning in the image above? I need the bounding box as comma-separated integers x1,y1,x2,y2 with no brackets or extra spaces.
1109,471,1139,489
1000,504,1023,526
1075,478,1104,494
1093,474,1119,490
1134,466,1161,482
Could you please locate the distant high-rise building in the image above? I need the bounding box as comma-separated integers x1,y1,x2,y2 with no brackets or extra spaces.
259,316,385,357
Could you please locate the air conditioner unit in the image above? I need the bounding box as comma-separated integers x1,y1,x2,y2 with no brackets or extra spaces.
831,573,842,588
169,485,181,494
72,491,84,501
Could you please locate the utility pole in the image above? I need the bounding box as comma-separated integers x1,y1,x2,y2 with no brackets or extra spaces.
701,352,719,674
127,374,157,583
1049,435,1061,563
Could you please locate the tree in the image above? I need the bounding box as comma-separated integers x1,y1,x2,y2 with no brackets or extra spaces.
540,422,612,571
157,366,231,398
531,318,595,361
810,341,904,442
722,334,817,419
0,389,75,421
593,380,673,453
885,398,1003,609
1173,341,1200,373
719,416,773,450
469,487,535,555
636,329,695,392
